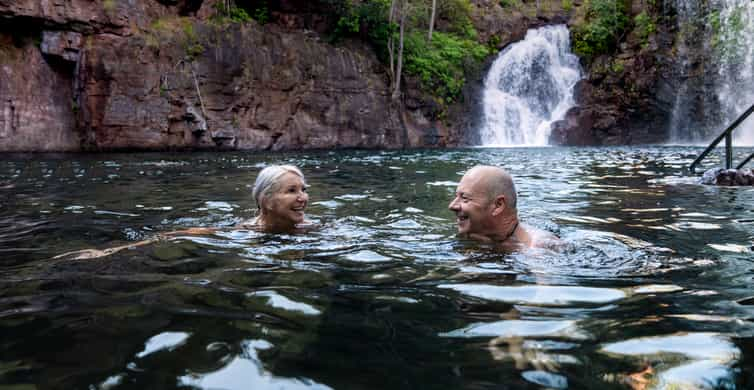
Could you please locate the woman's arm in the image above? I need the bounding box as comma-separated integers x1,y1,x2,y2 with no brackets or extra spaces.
52,227,219,261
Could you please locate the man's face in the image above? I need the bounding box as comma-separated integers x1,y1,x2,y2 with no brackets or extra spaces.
448,171,495,235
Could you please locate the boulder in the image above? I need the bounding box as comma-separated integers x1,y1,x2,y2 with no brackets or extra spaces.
701,168,754,186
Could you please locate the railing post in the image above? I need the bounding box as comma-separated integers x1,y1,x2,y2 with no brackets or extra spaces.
688,102,754,173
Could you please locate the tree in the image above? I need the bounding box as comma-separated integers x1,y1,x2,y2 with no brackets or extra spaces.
393,0,406,100
428,0,436,41
388,0,397,81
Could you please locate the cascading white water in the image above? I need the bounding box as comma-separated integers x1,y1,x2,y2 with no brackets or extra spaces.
670,0,754,145
715,0,754,145
479,25,582,146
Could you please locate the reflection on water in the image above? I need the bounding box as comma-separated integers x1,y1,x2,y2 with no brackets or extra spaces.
601,333,740,389
1,147,754,389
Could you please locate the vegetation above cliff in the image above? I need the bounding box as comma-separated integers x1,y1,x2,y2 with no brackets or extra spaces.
327,0,490,107
571,0,629,59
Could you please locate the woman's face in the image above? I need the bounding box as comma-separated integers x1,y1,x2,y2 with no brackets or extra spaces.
260,172,308,227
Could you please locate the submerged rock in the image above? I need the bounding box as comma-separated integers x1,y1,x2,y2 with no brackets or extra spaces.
701,168,754,186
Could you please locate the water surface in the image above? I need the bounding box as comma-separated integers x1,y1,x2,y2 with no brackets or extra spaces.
1,147,753,389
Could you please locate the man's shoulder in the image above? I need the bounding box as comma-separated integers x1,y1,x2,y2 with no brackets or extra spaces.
523,224,563,249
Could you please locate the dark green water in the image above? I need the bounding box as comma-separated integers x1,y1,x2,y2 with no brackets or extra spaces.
1,147,753,389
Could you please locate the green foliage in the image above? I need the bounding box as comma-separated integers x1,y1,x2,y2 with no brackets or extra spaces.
336,14,361,35
185,42,205,59
572,0,629,59
710,6,746,63
211,1,259,24
252,7,270,24
328,0,395,53
326,0,490,107
499,0,522,8
231,7,253,23
633,11,656,46
333,2,362,39
562,0,573,12
182,20,205,59
404,31,489,103
610,59,624,73
144,17,178,51
441,0,477,38
182,20,197,41
103,0,116,14
487,34,501,50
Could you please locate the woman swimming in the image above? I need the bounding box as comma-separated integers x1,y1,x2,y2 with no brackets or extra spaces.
54,164,311,260
242,165,311,232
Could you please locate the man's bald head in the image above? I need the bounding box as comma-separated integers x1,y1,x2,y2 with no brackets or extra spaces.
465,165,517,211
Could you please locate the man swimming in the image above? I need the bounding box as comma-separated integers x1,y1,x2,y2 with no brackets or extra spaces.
448,165,560,249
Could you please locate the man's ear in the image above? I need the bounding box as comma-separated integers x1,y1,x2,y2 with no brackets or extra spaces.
491,195,506,216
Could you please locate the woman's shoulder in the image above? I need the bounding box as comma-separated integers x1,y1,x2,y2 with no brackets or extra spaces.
238,217,260,229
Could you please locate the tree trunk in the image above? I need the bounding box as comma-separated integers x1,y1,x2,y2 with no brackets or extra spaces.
393,0,406,100
388,0,397,80
428,0,436,41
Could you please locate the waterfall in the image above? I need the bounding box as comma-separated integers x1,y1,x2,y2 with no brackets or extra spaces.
716,0,754,145
670,0,754,145
479,25,582,147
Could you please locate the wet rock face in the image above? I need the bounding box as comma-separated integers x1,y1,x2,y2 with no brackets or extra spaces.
548,0,676,146
0,0,421,151
77,21,406,150
40,31,83,63
0,0,684,150
468,0,675,147
0,33,80,151
701,168,754,186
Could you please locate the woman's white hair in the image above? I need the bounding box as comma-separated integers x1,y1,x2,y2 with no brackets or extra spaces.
252,165,305,209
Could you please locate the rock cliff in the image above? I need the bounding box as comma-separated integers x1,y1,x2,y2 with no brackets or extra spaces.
0,0,689,151
1,0,415,151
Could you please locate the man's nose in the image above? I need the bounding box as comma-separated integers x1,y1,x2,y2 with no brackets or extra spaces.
448,197,459,211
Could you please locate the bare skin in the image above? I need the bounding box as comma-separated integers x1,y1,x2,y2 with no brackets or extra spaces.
448,166,560,250
52,227,219,261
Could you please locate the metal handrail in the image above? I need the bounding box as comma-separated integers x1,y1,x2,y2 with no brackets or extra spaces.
689,102,754,173
738,152,754,169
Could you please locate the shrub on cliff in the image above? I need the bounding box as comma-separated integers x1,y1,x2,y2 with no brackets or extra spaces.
633,11,656,47
572,0,628,59
329,0,394,52
211,1,268,25
404,31,488,104
327,0,488,107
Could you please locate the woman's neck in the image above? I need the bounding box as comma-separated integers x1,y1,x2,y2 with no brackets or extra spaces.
255,214,296,233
